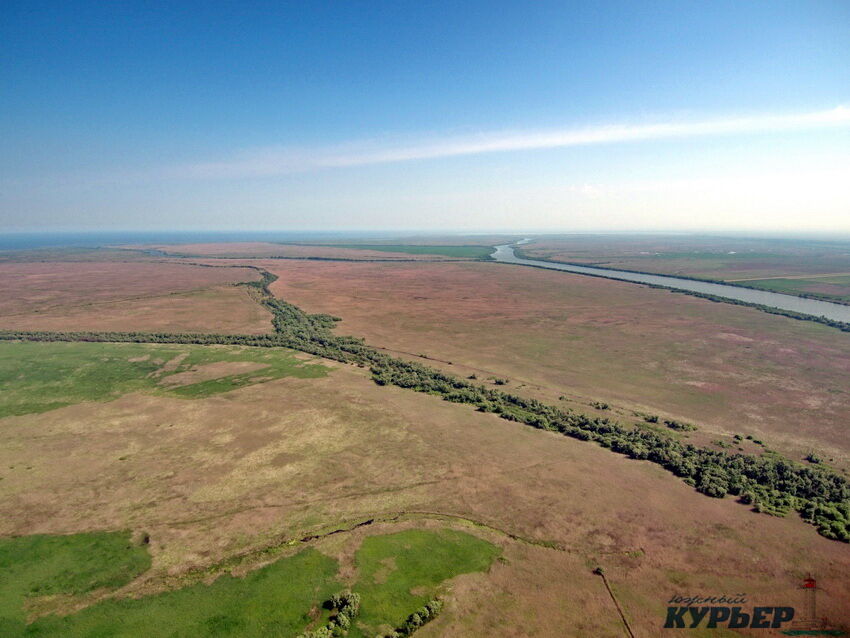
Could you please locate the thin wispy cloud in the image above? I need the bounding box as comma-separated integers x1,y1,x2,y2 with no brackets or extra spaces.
178,106,850,179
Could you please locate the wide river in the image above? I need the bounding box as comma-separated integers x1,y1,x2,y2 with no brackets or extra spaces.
491,244,850,323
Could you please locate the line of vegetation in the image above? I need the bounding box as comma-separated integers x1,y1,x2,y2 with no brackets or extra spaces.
666,288,850,332
499,258,850,332
664,419,697,432
3,268,848,542
376,598,443,638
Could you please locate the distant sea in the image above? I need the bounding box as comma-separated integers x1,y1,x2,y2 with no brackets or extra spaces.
0,231,393,251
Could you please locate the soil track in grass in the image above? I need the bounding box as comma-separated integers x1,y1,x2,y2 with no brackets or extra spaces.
3,363,850,634
258,258,850,470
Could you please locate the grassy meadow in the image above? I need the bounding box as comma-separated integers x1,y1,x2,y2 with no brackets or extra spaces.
351,528,500,636
0,531,151,635
2,528,496,637
0,341,328,417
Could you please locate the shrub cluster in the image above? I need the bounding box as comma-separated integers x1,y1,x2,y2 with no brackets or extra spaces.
376,598,443,638
664,419,697,432
298,591,361,638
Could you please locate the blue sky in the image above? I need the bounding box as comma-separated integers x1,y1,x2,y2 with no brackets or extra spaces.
2,1,849,232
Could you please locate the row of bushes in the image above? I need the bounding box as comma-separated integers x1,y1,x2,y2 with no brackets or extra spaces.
366,356,850,537
377,599,444,638
664,419,697,432
3,267,848,542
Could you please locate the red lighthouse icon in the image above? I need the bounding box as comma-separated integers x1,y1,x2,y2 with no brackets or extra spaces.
795,574,822,630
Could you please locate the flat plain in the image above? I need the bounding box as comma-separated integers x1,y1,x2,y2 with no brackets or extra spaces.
2,244,849,636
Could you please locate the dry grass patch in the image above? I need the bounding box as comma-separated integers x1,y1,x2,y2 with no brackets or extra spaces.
0,261,260,317
260,259,850,470
0,285,272,335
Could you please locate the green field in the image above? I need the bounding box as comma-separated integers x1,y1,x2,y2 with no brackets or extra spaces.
26,548,340,638
3,528,497,637
351,528,500,636
314,244,495,258
0,341,329,418
0,531,151,635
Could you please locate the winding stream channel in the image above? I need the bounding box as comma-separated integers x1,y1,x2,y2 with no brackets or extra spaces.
491,244,850,323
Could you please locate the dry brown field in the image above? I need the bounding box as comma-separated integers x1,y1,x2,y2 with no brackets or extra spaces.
259,259,850,470
0,261,261,316
2,361,849,635
0,284,272,335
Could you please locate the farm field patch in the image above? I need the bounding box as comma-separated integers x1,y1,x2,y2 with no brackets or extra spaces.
351,528,499,636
